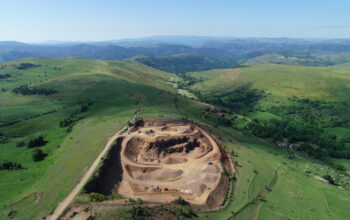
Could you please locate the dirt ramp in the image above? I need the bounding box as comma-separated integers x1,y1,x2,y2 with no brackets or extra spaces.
155,169,183,179
126,165,183,181
201,174,229,210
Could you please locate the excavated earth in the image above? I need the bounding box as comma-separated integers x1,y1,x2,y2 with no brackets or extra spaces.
85,119,233,207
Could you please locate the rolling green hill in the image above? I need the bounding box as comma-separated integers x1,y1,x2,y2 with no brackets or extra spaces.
188,63,350,159
0,57,349,220
190,63,350,101
0,57,196,219
248,51,350,67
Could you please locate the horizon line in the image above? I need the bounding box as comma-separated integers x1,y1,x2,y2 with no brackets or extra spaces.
2,35,350,44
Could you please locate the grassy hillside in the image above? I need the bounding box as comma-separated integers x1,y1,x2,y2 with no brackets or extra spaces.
0,57,203,219
239,64,350,101
249,51,350,66
188,63,350,160
0,58,349,220
190,63,350,101
200,125,350,220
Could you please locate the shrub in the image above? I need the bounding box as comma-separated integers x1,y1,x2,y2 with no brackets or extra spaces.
66,125,73,133
12,85,56,96
80,105,88,113
59,118,73,127
32,149,47,162
230,173,237,181
323,174,337,185
0,160,23,170
174,196,188,206
16,141,25,147
27,136,47,148
89,192,105,201
136,198,143,204
130,206,149,219
335,164,345,171
7,210,17,218
175,206,197,219
0,74,11,79
86,216,95,220
15,63,41,70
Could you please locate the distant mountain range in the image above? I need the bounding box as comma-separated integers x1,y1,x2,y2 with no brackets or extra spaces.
1,36,350,63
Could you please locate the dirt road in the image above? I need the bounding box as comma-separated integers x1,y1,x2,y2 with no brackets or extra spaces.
48,108,142,220
201,105,214,120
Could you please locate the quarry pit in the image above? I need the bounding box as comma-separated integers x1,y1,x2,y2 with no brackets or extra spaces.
85,119,232,207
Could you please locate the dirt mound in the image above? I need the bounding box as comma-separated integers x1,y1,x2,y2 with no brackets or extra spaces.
188,181,208,194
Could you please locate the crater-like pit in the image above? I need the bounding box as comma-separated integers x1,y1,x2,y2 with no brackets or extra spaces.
86,119,231,207
117,119,225,205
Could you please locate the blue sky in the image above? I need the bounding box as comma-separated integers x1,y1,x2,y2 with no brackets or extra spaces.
1,0,349,42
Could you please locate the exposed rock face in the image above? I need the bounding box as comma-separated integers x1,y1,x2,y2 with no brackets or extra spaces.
134,119,144,127
145,136,200,158
184,138,200,153
146,136,189,153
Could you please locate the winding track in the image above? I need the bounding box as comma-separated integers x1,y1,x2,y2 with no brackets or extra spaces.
48,108,142,220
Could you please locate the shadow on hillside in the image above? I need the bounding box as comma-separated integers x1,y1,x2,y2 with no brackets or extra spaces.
84,137,124,195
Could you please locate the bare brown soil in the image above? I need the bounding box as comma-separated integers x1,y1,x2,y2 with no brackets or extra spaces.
61,119,234,220
115,119,227,206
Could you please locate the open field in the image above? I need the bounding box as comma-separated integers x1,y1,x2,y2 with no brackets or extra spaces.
190,63,350,102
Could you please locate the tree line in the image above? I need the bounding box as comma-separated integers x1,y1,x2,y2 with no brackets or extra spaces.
0,160,23,170
12,85,57,96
